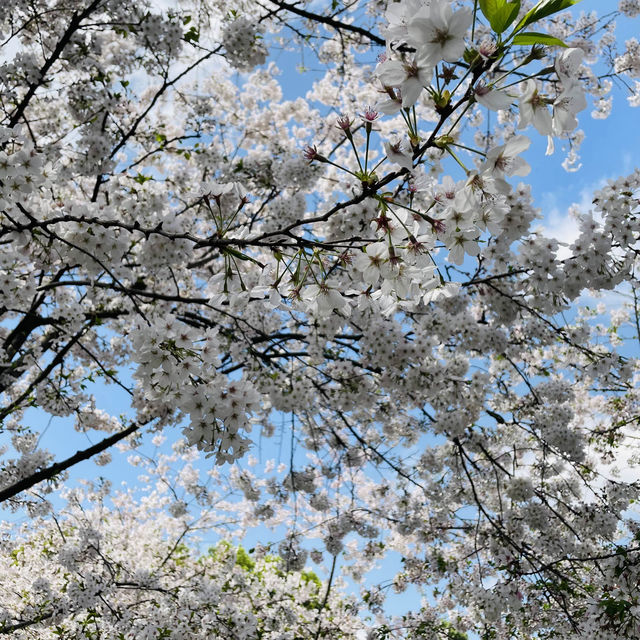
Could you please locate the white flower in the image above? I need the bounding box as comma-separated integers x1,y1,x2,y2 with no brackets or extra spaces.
353,242,390,285
375,89,404,114
433,174,459,204
423,280,460,303
222,17,267,71
408,0,473,63
445,229,480,265
461,171,504,205
384,0,426,41
481,135,531,180
552,85,587,134
474,82,514,111
477,201,509,235
443,200,475,231
199,181,234,198
619,0,640,17
517,80,552,135
384,138,414,170
303,283,350,317
555,47,585,88
377,54,434,107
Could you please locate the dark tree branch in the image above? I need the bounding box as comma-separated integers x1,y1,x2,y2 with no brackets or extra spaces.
7,0,104,128
0,421,142,503
268,0,386,46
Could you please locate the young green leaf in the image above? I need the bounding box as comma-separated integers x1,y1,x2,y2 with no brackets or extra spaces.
512,31,568,47
513,0,582,33
184,26,199,43
479,0,521,34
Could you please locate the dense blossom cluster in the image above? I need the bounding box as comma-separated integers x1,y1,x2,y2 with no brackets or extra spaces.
0,450,362,638
1,0,640,638
131,318,260,462
222,16,268,71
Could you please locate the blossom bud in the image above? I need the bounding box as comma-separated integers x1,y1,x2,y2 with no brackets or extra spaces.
302,144,327,163
359,106,380,133
336,114,352,133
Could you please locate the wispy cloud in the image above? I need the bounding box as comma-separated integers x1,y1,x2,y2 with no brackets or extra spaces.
537,172,615,259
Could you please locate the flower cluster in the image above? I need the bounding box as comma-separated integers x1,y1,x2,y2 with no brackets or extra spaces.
131,319,259,464
222,16,268,71
0,462,363,639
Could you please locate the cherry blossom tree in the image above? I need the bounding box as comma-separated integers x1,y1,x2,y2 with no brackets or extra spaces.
1,445,366,639
2,0,640,637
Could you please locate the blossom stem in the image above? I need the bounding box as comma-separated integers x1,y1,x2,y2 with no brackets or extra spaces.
450,62,475,97
445,146,470,173
325,157,360,178
450,142,486,156
364,128,371,173
472,0,478,41
445,102,473,137
400,109,417,142
387,199,440,227
386,204,414,237
370,156,387,174
348,136,364,173
494,59,539,88
500,70,552,91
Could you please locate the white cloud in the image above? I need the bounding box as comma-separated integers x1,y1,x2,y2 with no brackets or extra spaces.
541,206,582,259
537,174,615,259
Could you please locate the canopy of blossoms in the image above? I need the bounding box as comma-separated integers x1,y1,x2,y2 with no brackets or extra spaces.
1,0,640,637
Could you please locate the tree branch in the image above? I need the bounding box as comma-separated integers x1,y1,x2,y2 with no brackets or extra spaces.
0,421,141,503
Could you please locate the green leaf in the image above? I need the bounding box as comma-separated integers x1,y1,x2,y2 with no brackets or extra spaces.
512,31,568,46
221,246,262,265
513,0,582,33
133,173,153,184
479,0,521,34
183,26,199,43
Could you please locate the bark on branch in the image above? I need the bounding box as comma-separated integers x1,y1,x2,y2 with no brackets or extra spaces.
0,422,141,504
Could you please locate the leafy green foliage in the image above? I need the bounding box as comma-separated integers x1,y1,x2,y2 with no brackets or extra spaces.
133,172,153,184
235,545,256,571
479,0,521,34
184,26,199,43
512,31,568,46
301,569,322,589
513,0,582,33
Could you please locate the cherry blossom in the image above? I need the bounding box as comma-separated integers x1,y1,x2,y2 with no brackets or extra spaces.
407,0,473,63
517,79,553,135
376,54,434,107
